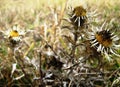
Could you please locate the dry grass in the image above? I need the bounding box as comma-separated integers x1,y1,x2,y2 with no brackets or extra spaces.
0,0,120,86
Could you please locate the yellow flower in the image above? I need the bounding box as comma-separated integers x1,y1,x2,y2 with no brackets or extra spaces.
4,25,25,46
9,30,19,38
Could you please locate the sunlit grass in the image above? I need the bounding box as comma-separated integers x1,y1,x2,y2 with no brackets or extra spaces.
1,0,120,11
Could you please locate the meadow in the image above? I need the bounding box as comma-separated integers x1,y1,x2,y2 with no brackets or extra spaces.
0,0,120,86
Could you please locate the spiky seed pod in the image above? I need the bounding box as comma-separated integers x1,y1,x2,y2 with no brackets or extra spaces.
89,23,120,61
70,6,87,28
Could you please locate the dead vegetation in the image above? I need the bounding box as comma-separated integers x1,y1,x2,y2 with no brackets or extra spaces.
0,0,120,87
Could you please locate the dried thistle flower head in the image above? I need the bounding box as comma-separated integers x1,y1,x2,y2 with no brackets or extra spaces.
9,32,20,45
4,25,25,47
95,30,112,47
9,30,19,38
70,6,87,28
73,6,86,17
89,22,120,61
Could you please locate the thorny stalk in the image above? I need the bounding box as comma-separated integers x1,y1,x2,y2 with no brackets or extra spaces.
38,51,44,86
14,49,34,87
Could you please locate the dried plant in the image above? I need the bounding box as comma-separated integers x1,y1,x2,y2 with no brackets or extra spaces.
0,0,120,87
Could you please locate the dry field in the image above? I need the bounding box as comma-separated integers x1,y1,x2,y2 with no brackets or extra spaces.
0,0,120,86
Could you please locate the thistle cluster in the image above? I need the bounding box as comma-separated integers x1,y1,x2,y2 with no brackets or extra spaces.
0,2,120,87
63,5,120,61
61,5,120,86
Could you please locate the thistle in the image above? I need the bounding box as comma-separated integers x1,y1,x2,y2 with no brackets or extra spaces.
69,6,87,28
89,22,120,61
4,25,25,47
